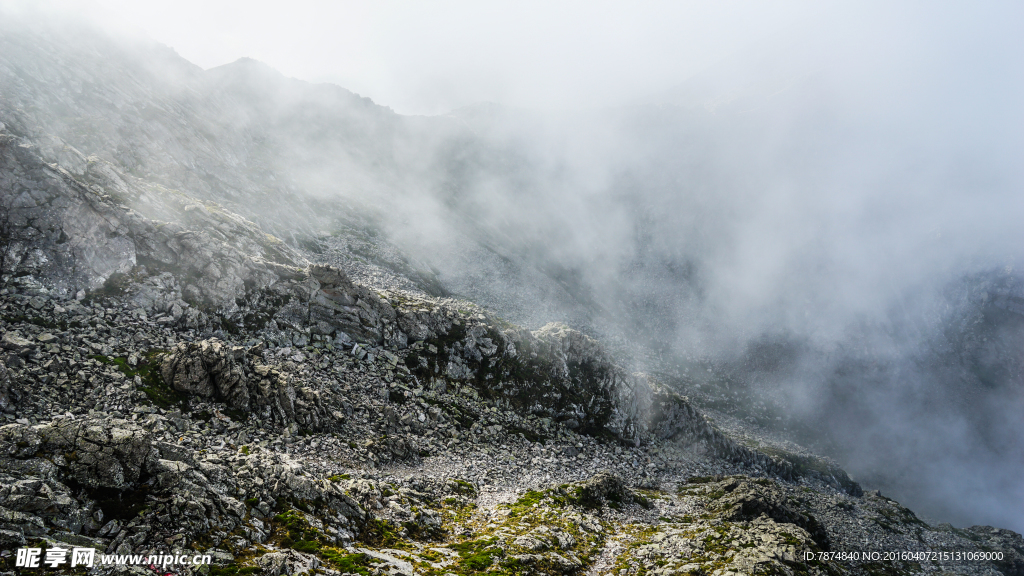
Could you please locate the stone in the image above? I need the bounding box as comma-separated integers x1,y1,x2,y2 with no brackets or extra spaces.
161,339,250,409
0,361,12,413
514,536,546,551
705,477,831,551
1,332,34,353
254,549,321,575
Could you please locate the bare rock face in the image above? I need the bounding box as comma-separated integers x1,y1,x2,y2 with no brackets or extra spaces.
41,419,152,490
0,418,152,490
262,264,404,347
308,264,397,341
0,476,91,543
160,338,340,430
963,526,1024,576
0,411,373,558
1,129,306,308
573,472,633,508
256,549,321,575
0,134,138,298
161,339,250,410
706,476,832,551
400,316,730,450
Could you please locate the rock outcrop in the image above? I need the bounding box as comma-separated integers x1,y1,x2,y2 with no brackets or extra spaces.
161,339,251,408
0,280,1020,575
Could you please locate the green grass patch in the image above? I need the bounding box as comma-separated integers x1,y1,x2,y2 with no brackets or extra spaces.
92,349,182,408
450,537,503,572
361,517,411,549
451,478,477,496
320,551,381,576
273,509,328,552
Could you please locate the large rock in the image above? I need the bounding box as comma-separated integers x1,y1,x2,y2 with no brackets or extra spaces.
402,316,710,446
255,549,321,575
1,332,34,355
572,472,635,509
160,338,339,429
703,476,831,551
261,264,404,346
963,526,1024,576
0,418,152,490
40,418,153,490
0,476,93,537
161,338,250,409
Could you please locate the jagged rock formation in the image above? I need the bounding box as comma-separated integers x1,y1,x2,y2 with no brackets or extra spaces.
1,15,1023,576
698,476,832,551
1,417,151,490
161,339,250,405
1,279,1022,574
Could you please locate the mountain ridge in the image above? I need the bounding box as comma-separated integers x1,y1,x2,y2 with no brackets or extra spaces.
1,15,1023,576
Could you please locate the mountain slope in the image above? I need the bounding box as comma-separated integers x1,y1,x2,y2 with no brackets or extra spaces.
1,15,1023,576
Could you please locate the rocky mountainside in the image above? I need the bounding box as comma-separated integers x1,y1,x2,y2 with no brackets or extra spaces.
0,16,604,334
1,15,1023,576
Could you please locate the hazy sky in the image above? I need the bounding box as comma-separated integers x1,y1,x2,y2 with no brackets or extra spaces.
5,0,830,114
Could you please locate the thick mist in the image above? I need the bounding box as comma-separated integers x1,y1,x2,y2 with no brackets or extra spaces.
401,5,1024,530
3,1,1023,532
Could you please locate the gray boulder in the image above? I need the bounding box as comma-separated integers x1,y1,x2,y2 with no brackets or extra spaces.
255,549,321,575
161,338,250,409
0,418,152,490
1,332,34,355
38,418,152,490
161,339,339,430
572,472,634,509
705,476,831,551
